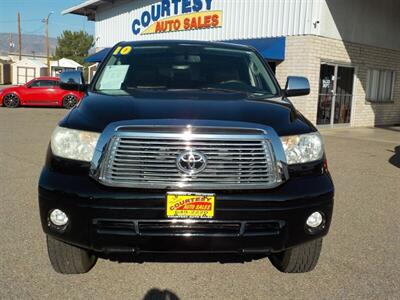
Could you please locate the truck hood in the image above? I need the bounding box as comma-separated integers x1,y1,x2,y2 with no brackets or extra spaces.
61,90,316,136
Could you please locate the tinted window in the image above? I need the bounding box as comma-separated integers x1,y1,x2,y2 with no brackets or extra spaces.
29,80,58,87
40,80,58,87
95,44,279,97
29,80,41,87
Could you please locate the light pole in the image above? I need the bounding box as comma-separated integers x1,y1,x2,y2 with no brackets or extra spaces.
42,11,54,76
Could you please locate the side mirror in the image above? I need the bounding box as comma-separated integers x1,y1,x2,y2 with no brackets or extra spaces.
284,76,310,97
59,71,86,91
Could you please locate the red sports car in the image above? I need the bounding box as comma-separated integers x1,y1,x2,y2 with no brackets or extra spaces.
0,77,84,109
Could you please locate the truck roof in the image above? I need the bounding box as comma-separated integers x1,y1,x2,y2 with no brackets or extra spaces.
118,40,255,52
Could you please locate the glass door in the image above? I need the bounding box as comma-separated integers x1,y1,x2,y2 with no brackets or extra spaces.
317,63,355,125
334,66,354,124
317,64,335,125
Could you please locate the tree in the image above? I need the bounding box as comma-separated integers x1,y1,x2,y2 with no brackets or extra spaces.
53,30,94,65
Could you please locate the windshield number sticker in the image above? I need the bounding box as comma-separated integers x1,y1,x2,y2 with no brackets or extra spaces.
113,46,122,55
113,46,132,56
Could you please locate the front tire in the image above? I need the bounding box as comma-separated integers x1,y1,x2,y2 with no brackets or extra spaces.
62,95,78,109
46,235,97,274
270,238,323,273
2,93,20,108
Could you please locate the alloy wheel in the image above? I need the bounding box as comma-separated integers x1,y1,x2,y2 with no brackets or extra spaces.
3,94,20,108
63,95,78,109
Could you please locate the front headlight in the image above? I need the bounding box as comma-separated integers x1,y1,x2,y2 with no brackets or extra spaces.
280,132,324,165
51,126,100,162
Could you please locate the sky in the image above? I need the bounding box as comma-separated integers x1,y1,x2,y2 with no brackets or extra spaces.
0,0,94,38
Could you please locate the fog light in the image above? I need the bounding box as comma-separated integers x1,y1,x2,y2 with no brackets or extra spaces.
49,209,69,226
306,212,323,228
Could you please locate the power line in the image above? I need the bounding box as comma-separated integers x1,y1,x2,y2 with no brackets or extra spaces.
21,24,45,34
51,21,87,29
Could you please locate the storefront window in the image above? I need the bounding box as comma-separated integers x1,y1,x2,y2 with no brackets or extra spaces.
366,69,395,102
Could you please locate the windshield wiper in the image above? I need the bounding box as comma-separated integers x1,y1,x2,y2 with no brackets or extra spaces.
247,92,276,99
202,87,278,99
121,86,275,98
200,87,250,94
124,86,168,91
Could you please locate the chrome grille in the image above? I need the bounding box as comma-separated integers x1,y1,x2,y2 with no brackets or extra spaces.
96,127,281,189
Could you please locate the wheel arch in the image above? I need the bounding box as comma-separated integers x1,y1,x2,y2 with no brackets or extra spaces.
1,91,22,106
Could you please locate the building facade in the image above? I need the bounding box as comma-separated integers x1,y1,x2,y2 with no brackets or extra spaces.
64,0,400,127
11,59,48,85
0,59,12,84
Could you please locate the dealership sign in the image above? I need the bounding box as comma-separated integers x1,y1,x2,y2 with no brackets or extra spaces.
132,0,222,35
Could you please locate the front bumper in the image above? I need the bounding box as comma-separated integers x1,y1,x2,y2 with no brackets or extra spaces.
38,167,334,254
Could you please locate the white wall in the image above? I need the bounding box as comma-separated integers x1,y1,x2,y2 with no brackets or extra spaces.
95,0,321,48
319,0,400,50
92,0,400,50
11,59,48,84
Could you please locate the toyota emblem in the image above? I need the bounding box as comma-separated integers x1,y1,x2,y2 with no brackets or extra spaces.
176,150,207,175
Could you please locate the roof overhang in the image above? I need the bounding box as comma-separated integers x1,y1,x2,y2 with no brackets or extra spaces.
84,38,286,64
224,37,286,61
62,0,116,21
84,47,110,63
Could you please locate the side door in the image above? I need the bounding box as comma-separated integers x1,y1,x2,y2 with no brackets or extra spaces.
24,79,43,103
50,80,67,104
25,80,58,105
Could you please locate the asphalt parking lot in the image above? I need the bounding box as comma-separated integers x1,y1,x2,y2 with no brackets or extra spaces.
0,107,399,299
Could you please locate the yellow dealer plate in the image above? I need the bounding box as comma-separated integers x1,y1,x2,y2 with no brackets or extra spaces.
166,192,215,219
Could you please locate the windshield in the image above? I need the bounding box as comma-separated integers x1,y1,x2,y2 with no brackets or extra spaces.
94,43,280,97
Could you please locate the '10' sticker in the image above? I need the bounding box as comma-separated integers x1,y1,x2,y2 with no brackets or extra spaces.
113,46,132,56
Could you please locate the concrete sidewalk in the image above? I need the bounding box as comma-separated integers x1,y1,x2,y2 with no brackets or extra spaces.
320,126,400,144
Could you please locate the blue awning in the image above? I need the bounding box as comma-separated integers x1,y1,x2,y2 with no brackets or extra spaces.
224,37,286,61
85,37,285,63
84,47,111,63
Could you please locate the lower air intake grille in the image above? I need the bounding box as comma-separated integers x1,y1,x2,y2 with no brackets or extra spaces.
93,219,283,237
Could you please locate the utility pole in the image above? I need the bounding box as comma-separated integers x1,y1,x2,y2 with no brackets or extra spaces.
43,12,54,76
45,18,49,75
17,12,22,60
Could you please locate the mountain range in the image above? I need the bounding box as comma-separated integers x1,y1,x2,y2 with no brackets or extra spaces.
0,32,57,56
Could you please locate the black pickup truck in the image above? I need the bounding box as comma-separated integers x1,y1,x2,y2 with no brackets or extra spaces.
39,40,334,274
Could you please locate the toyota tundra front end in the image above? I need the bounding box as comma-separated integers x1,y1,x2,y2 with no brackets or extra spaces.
39,40,334,274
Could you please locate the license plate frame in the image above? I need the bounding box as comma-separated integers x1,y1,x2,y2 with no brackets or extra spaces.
166,192,215,219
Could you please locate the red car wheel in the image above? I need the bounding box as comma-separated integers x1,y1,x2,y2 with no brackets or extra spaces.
62,95,78,109
3,94,20,108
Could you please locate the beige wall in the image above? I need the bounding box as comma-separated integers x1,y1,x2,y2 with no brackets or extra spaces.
320,0,400,51
276,35,400,127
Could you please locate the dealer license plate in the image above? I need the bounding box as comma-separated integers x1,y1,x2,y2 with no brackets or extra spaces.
166,192,215,219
